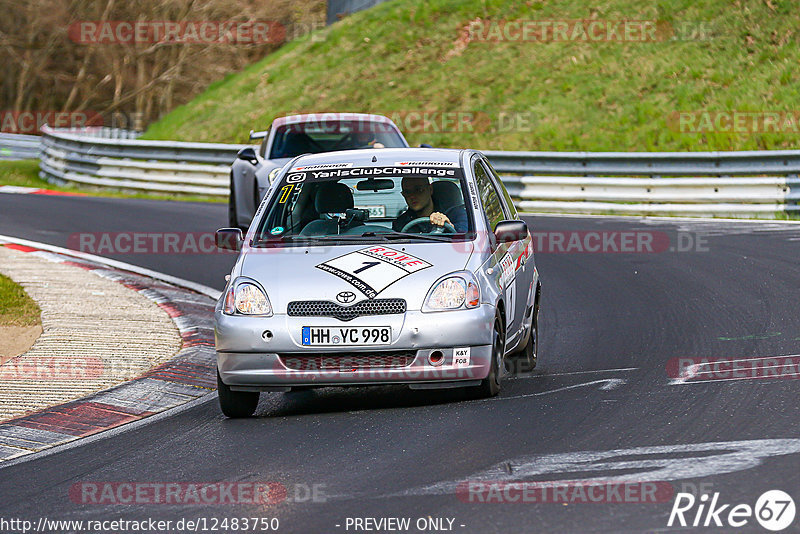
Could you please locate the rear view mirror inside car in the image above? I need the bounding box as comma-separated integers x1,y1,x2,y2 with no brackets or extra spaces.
356,178,394,191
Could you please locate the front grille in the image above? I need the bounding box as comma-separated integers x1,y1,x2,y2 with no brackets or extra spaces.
280,351,415,371
287,298,406,321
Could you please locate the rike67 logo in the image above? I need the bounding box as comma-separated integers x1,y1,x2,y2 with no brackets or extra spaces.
668,490,795,531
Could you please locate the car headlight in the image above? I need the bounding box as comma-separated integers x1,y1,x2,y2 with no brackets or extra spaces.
223,280,272,316
268,168,281,183
423,272,480,311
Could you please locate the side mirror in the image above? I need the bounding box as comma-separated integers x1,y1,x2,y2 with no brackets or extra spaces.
215,228,244,251
494,220,528,244
419,143,433,148
237,147,258,165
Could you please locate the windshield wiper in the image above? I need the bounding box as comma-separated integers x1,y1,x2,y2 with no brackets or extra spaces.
252,235,370,246
360,230,452,243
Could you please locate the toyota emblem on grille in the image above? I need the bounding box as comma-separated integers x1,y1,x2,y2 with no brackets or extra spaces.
336,291,356,303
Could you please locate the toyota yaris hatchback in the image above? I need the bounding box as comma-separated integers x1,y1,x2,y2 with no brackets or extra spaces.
214,148,540,417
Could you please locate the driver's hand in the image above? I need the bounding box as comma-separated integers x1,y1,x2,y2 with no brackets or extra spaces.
430,212,451,227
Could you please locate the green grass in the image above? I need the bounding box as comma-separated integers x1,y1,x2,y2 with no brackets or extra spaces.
0,273,40,327
0,160,224,203
143,0,800,151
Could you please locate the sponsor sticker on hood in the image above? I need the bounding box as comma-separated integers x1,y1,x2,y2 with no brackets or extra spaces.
291,163,354,171
394,161,457,167
316,246,432,299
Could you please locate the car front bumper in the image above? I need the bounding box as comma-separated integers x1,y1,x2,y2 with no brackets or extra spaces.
215,305,495,389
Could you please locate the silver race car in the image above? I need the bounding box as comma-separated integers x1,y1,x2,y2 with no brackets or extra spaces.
215,148,540,417
229,113,409,230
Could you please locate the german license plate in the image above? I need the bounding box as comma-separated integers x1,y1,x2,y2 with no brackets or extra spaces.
301,326,390,346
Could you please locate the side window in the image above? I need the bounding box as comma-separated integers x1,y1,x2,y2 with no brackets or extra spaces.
473,159,505,232
482,159,518,219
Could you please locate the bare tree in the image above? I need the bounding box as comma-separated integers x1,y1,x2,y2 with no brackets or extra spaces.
0,0,326,131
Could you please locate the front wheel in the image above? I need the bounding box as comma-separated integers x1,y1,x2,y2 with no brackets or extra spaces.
471,318,504,398
511,303,538,373
217,370,259,418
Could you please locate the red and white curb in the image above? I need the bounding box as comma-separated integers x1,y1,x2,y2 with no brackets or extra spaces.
0,237,219,462
0,185,86,196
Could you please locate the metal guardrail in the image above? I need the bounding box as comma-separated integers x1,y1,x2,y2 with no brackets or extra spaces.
39,126,247,196
484,150,800,217
0,133,40,161
18,127,800,217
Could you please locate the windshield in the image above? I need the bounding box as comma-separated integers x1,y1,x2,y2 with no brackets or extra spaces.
254,164,473,244
268,120,406,159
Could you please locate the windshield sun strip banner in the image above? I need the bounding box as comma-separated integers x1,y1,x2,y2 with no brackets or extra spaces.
284,166,463,184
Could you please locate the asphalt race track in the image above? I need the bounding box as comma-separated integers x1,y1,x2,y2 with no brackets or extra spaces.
1,192,800,533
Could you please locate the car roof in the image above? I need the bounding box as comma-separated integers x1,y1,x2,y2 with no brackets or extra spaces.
271,113,396,127
289,148,467,169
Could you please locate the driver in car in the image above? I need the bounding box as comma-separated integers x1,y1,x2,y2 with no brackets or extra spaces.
353,130,385,149
393,176,468,233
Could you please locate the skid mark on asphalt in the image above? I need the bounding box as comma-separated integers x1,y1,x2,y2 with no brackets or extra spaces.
508,367,638,379
717,332,782,341
490,379,627,402
319,438,800,503
385,438,800,498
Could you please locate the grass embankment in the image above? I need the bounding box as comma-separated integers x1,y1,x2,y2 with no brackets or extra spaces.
0,160,224,203
0,273,39,327
143,0,800,152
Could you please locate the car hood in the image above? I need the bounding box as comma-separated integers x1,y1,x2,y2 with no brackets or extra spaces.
240,241,474,311
264,157,292,167
257,157,293,177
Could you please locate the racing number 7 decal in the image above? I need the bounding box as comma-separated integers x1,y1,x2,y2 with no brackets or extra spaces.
278,184,294,203
353,261,380,274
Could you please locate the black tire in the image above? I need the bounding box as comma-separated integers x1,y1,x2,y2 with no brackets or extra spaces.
511,302,538,374
471,318,504,398
217,370,259,418
228,176,239,229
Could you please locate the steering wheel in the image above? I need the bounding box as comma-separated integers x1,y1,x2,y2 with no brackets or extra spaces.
331,132,369,151
401,217,456,234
